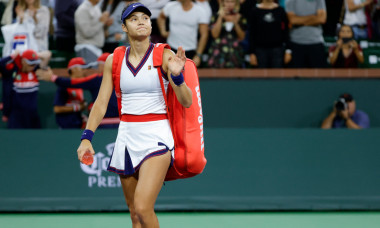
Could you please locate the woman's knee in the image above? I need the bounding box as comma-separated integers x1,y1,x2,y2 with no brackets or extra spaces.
134,199,154,220
129,207,140,224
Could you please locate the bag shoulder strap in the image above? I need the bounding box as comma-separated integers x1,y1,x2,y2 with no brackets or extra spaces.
112,46,127,77
112,46,127,118
153,43,171,110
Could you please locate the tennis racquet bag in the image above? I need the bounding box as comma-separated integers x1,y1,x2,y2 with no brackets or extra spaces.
152,43,206,181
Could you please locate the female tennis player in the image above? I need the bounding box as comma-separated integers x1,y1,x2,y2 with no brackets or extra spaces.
77,2,192,227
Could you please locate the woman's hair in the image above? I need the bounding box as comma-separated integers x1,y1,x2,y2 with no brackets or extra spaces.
18,0,41,10
337,24,354,38
101,0,122,15
218,0,240,15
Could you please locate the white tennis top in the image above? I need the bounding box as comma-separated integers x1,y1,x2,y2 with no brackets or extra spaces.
120,44,169,115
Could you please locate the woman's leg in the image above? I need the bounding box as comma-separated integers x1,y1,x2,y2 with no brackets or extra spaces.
134,151,172,228
120,173,141,228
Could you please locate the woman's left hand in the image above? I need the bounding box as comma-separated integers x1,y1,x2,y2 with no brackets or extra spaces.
168,46,187,76
350,40,359,50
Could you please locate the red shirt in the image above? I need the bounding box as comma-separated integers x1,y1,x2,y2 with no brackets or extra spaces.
329,45,362,68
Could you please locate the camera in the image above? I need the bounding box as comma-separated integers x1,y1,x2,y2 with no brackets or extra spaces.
335,98,347,111
342,37,353,43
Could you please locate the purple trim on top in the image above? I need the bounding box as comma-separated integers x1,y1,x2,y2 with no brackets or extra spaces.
126,43,154,77
160,66,168,81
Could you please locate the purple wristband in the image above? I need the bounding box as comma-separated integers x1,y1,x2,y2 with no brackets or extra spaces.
81,129,94,142
171,72,184,86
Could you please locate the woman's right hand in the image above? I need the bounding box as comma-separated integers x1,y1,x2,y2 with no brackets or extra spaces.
336,39,343,48
77,140,95,163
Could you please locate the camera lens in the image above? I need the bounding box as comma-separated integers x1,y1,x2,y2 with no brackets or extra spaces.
335,98,347,111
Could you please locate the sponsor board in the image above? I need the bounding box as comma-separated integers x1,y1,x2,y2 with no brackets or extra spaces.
80,142,121,188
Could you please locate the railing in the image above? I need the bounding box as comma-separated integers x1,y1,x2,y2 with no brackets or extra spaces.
51,68,380,78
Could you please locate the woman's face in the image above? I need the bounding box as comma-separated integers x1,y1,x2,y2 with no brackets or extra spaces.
339,26,353,39
122,12,152,39
223,0,236,12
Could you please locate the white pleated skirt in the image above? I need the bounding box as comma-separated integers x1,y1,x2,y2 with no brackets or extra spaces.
107,119,174,175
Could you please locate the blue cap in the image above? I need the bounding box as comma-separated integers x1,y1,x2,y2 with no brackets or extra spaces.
121,3,152,22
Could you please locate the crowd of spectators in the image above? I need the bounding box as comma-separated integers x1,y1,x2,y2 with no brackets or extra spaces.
0,0,379,68
0,0,377,129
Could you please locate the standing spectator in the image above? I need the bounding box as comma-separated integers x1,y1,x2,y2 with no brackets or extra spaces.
321,93,370,129
0,49,41,128
140,0,170,43
344,0,373,39
329,24,364,68
37,53,120,128
158,0,209,67
101,0,129,53
207,0,246,68
75,0,109,63
54,0,83,52
52,57,88,129
1,0,17,25
286,0,327,68
197,0,212,22
249,0,290,68
7,0,51,50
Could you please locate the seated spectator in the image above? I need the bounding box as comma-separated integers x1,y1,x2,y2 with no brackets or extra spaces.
249,0,290,68
75,0,109,63
140,0,170,43
207,0,246,68
101,0,129,53
321,93,370,129
37,53,120,128
329,24,364,68
0,49,42,128
54,0,83,52
52,57,88,129
15,0,50,52
344,0,372,40
286,0,327,68
158,0,209,67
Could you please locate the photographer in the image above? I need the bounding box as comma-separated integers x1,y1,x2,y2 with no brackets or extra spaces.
321,93,370,129
329,25,364,68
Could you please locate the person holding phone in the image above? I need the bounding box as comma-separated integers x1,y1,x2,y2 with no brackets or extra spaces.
329,24,364,68
207,0,246,68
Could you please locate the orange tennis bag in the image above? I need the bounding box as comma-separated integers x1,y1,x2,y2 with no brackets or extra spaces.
152,43,206,181
112,44,206,181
